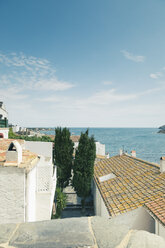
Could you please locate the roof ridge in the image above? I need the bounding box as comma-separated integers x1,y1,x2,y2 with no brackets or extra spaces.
123,153,160,169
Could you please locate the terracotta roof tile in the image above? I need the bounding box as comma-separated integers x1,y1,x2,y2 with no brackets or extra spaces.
94,154,165,217
145,197,165,226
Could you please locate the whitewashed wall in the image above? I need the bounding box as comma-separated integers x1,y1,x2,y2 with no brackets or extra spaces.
25,141,53,160
0,104,8,119
35,156,56,221
35,165,56,221
93,181,109,218
26,166,37,222
0,166,25,224
95,142,105,156
156,221,165,240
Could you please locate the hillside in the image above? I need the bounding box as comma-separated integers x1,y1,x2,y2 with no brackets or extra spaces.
158,125,165,134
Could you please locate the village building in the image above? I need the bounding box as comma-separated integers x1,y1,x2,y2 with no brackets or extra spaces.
49,134,107,157
93,151,165,238
0,139,56,224
70,135,106,157
0,102,9,139
144,197,165,239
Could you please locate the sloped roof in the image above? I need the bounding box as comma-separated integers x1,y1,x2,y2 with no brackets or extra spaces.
145,197,165,226
70,135,80,142
94,154,165,216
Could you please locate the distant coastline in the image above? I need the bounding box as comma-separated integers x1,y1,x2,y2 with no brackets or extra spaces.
158,125,165,134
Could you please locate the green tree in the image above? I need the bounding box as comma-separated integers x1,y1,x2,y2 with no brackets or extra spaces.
53,187,67,218
72,130,96,209
54,127,74,189
8,127,52,142
8,127,17,138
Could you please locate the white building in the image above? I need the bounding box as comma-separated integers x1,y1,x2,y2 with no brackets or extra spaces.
95,141,105,156
0,102,9,139
12,125,20,133
0,102,8,120
0,139,56,224
93,152,165,236
71,135,106,157
144,197,165,240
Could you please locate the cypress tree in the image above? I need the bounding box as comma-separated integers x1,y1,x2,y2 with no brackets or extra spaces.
72,130,96,208
54,127,74,189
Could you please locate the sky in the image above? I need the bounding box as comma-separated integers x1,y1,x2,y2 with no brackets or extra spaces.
0,0,165,127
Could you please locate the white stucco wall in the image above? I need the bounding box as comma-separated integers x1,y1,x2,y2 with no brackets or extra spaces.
34,156,56,221
93,181,109,218
0,166,25,224
95,142,105,156
25,155,56,223
26,166,37,222
156,221,165,240
25,141,53,160
0,103,8,119
35,166,56,221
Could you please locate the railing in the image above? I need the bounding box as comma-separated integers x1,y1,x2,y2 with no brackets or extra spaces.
0,119,8,128
37,165,53,193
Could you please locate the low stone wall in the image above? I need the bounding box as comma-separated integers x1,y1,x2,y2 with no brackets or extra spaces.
0,217,165,248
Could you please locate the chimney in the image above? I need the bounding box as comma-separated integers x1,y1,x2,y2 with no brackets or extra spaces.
106,153,109,159
131,150,136,158
160,157,165,173
119,149,123,156
6,141,22,164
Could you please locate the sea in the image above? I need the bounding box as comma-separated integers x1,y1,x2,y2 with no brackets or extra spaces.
43,128,165,164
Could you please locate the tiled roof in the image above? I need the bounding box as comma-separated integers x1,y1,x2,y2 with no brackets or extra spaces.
94,154,165,217
0,139,38,172
145,197,165,226
70,135,80,143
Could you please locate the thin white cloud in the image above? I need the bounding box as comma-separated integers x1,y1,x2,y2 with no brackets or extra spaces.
34,79,73,91
84,89,137,105
0,87,28,101
103,81,113,85
150,72,162,79
121,50,145,62
0,52,74,93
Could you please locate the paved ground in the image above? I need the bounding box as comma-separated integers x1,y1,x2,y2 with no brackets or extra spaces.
0,217,165,248
62,185,94,218
61,207,94,218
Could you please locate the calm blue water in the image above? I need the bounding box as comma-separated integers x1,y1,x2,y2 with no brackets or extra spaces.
44,128,165,164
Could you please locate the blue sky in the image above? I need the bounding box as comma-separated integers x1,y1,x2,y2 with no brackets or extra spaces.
0,0,165,127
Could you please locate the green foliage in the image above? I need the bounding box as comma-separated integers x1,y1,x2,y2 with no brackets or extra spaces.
8,127,52,142
8,127,17,138
54,187,67,218
54,127,74,189
72,130,96,208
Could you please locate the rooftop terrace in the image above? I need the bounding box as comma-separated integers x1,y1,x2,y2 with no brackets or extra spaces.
0,217,164,248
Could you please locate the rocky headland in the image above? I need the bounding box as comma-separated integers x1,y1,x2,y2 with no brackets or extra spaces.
158,125,165,134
